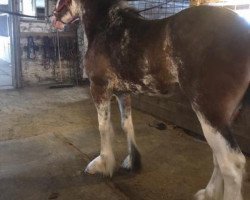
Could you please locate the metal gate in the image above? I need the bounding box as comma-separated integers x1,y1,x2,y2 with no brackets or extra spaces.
0,0,21,89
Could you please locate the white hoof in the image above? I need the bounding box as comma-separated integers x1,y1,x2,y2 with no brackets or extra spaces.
85,155,115,177
194,189,208,200
121,155,132,170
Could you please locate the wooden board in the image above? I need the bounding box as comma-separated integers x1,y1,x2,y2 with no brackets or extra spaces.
132,87,250,154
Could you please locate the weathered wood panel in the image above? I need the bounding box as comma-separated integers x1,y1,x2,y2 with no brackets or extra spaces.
132,87,250,154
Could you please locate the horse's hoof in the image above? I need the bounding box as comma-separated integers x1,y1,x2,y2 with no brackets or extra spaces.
194,189,208,200
121,147,141,172
85,155,115,177
121,155,132,170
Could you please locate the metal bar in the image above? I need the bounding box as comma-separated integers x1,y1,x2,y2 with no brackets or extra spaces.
0,8,52,18
11,0,22,88
56,30,63,83
138,0,173,13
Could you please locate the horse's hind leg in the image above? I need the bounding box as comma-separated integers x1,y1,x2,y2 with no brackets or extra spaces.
85,85,115,176
194,110,246,200
195,154,224,200
116,94,141,171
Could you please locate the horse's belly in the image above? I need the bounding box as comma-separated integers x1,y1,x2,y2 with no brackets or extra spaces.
115,75,178,96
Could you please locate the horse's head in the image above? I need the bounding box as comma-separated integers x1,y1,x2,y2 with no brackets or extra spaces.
51,0,81,30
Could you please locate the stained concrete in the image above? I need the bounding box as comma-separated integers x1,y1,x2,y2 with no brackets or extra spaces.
0,86,249,200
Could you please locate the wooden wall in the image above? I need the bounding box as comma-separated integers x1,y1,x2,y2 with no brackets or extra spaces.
132,87,250,154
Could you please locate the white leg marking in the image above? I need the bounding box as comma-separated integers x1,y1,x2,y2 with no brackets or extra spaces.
121,114,136,170
85,102,115,176
195,111,245,200
117,95,139,170
121,154,132,169
195,155,224,200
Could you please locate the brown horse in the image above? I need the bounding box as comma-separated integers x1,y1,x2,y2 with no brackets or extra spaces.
51,0,250,199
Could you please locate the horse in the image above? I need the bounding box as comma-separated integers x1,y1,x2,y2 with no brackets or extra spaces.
51,0,250,199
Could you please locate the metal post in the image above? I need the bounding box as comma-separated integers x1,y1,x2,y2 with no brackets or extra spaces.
11,0,22,88
56,30,63,83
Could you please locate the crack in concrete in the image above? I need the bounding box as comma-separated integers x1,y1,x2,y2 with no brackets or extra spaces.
53,132,91,162
53,132,131,199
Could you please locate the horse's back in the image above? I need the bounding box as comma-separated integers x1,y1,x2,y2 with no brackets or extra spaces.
170,6,250,59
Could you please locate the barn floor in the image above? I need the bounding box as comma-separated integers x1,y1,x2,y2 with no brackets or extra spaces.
0,86,249,200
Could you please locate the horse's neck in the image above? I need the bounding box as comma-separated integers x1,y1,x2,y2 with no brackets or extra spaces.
82,0,120,43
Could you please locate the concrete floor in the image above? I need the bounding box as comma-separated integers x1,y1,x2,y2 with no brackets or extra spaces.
0,86,249,200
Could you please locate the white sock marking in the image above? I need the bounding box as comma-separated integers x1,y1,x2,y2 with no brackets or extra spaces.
85,102,115,176
117,95,138,169
195,111,245,200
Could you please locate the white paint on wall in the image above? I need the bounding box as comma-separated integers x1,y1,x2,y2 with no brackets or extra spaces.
0,36,11,63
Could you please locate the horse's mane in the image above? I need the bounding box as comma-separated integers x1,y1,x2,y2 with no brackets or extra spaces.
109,0,144,20
81,0,144,41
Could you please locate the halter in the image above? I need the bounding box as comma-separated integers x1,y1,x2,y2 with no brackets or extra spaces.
53,0,79,24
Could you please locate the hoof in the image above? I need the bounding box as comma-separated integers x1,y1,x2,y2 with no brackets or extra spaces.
121,150,141,172
121,155,132,170
85,155,115,177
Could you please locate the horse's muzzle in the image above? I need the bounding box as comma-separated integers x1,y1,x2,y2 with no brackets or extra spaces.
50,15,65,30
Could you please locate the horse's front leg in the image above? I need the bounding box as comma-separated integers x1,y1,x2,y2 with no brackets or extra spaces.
116,94,141,171
85,85,115,176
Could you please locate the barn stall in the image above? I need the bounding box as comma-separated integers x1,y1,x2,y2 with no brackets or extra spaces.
0,0,250,200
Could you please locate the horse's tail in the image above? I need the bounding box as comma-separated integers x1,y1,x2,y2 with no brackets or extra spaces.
242,86,250,105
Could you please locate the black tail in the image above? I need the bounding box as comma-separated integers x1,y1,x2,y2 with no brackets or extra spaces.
243,86,250,106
